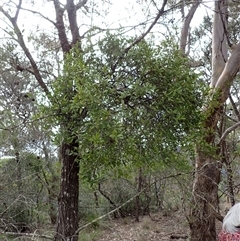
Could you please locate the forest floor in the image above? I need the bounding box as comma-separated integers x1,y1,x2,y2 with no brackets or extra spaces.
97,210,189,241
95,209,223,241
0,207,226,240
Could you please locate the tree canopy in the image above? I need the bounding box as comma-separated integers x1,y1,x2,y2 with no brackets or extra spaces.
43,34,205,183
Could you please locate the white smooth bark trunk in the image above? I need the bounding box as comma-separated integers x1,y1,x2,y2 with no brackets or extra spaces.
211,0,228,88
179,0,202,54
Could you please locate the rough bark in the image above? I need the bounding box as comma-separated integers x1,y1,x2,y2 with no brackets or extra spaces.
189,149,221,240
54,140,80,241
53,1,85,240
189,43,240,241
53,0,72,53
178,1,224,238
189,91,223,241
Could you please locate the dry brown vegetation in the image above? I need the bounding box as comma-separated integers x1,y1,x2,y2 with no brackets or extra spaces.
0,204,228,241
95,205,227,241
96,210,191,241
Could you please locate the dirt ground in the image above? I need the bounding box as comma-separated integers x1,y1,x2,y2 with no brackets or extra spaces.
96,210,224,241
97,210,192,241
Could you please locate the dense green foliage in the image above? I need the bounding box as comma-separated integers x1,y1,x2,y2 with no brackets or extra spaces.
46,35,205,183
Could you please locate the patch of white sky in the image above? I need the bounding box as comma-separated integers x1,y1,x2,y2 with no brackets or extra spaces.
0,0,214,43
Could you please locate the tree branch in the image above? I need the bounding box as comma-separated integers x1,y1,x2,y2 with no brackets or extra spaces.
13,0,22,22
215,42,240,102
211,0,228,88
76,0,88,10
0,231,52,240
218,120,240,145
66,0,81,46
0,6,50,95
18,7,56,26
229,93,240,121
125,0,168,52
75,172,186,234
179,0,202,54
53,0,71,53
111,0,168,72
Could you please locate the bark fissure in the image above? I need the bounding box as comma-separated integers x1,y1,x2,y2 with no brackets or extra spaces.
55,140,80,241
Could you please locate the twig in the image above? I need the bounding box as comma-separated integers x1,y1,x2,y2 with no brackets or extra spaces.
75,172,186,234
0,231,53,240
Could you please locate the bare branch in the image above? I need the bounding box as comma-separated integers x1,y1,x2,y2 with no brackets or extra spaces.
179,0,202,54
66,0,81,46
229,93,240,121
18,7,56,26
75,171,185,234
215,42,240,102
111,0,168,72
0,231,52,240
53,0,71,53
219,1,232,48
125,0,168,52
0,6,50,95
13,0,22,21
76,0,88,10
218,121,240,145
211,0,228,88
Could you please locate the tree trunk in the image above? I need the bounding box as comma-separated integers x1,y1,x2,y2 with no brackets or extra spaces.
55,141,79,241
179,0,202,54
189,149,221,241
188,96,224,241
223,144,235,206
188,0,231,239
211,0,228,88
135,168,143,222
